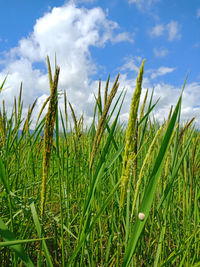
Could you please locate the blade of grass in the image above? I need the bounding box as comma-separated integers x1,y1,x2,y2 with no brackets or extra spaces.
0,237,52,247
67,179,121,266
0,75,7,92
82,99,122,220
157,129,194,211
30,200,53,267
0,218,34,266
55,105,65,267
122,92,183,267
0,154,10,194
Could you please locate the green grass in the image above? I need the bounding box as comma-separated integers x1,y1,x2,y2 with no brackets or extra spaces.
0,59,200,266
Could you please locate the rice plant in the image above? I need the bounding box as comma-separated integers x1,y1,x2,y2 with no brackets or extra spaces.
0,58,199,266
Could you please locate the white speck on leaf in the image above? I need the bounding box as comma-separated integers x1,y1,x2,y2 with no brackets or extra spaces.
138,212,145,221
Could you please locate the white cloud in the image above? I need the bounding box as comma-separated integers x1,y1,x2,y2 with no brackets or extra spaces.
150,24,164,37
152,82,200,127
153,48,168,57
0,2,199,130
120,56,142,72
111,32,134,44
149,21,181,41
116,78,199,129
166,21,181,41
110,74,200,129
197,9,200,18
0,2,133,127
150,67,176,79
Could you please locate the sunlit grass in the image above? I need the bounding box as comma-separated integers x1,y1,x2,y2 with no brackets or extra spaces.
0,58,199,266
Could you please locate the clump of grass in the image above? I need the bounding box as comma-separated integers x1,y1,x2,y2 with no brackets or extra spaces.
131,124,163,218
0,61,199,266
89,74,120,169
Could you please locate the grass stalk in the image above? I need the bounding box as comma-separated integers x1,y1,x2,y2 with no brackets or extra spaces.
41,56,60,217
120,59,145,210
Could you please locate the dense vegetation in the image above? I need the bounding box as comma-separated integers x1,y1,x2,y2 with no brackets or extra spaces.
0,58,199,266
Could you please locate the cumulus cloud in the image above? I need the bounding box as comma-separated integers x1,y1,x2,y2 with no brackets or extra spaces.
111,32,134,44
0,2,133,127
150,24,164,37
153,47,168,57
120,56,142,73
101,71,200,128
149,21,181,41
150,66,176,79
152,82,200,127
0,2,199,130
111,74,200,129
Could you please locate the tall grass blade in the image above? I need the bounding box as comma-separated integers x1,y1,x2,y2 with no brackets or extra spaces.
0,154,10,194
30,201,53,267
122,92,183,267
0,75,7,92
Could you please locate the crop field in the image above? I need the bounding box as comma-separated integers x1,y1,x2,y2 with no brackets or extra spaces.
0,58,200,266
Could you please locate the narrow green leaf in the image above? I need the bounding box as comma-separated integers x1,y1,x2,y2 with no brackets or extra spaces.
0,75,7,92
0,155,10,194
30,201,54,267
0,218,34,266
122,93,183,267
0,237,52,247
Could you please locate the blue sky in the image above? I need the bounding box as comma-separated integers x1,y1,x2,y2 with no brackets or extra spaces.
0,0,200,127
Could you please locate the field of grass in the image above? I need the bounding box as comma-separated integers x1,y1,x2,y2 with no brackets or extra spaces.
0,58,200,266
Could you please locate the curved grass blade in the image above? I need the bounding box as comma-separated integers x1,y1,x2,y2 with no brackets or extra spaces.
36,96,50,125
157,129,194,211
0,154,10,194
89,74,120,169
0,75,7,92
138,96,159,128
82,112,119,219
122,92,183,267
96,89,126,162
67,179,121,266
55,105,65,267
30,200,53,267
0,237,52,247
75,108,121,260
0,218,34,266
